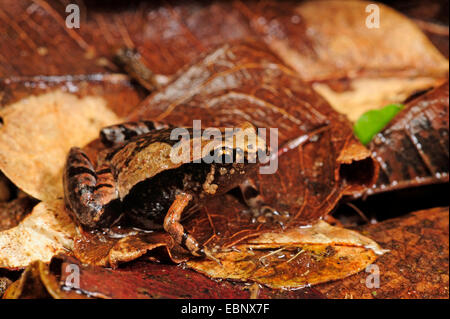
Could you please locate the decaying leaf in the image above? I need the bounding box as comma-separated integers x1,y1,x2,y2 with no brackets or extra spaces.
4,255,324,299
237,0,448,120
316,207,449,299
0,200,77,269
0,90,120,201
187,220,385,289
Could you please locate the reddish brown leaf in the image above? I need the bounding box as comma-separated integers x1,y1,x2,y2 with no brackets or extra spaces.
4,255,324,299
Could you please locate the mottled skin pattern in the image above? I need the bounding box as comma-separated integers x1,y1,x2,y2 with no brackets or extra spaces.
63,121,264,257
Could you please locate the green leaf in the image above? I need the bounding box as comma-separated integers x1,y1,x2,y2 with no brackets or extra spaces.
354,104,404,145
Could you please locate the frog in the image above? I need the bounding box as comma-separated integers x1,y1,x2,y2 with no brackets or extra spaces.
63,120,270,258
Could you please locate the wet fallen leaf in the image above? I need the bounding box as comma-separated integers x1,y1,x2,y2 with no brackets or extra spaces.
0,90,120,201
187,220,385,289
1,1,446,123
3,255,324,299
0,200,77,269
0,74,142,117
0,1,105,77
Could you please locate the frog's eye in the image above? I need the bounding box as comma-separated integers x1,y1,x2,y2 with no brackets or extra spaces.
211,147,241,164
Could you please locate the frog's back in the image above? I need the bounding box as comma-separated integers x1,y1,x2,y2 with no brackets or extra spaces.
105,129,184,200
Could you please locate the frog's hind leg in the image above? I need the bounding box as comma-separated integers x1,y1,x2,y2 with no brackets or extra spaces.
100,121,169,147
239,179,288,224
63,147,121,228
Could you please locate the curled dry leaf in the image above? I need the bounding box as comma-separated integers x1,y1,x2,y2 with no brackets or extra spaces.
0,196,37,231
0,90,121,201
187,220,385,289
2,259,87,299
367,81,449,195
0,200,77,269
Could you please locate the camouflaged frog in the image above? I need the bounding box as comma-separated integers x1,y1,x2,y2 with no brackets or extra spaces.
63,121,269,258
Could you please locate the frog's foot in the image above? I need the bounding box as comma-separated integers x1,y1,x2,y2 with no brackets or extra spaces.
100,121,169,147
164,193,204,257
63,147,120,228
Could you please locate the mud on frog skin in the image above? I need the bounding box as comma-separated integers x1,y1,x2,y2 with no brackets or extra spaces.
63,120,271,259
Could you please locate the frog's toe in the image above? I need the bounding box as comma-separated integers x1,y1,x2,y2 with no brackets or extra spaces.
200,247,223,267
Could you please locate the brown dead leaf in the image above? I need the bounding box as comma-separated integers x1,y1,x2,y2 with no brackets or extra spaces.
187,220,385,289
0,90,121,201
0,200,77,269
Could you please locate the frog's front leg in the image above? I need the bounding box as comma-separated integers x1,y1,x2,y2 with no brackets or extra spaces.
63,147,121,228
100,121,169,147
164,193,221,264
163,193,204,256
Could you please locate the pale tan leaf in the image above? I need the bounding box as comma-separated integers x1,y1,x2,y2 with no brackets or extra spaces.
0,91,121,201
0,200,77,269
